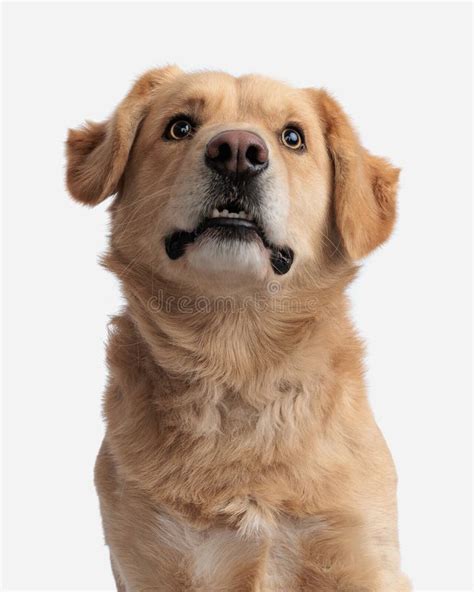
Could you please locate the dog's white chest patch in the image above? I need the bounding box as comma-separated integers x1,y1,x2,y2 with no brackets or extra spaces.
155,499,279,585
154,503,325,590
155,509,267,587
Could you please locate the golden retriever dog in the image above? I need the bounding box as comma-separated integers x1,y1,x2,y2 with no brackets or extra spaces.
66,66,410,591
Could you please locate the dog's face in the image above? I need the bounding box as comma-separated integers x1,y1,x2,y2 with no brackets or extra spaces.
67,67,399,294
117,71,332,288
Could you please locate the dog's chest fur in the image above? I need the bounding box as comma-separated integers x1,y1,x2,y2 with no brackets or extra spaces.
104,321,347,515
152,507,326,590
94,312,404,590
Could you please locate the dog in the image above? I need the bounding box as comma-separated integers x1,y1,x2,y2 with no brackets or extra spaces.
66,66,410,591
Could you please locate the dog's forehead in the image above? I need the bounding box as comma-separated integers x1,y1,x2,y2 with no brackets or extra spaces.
157,71,313,123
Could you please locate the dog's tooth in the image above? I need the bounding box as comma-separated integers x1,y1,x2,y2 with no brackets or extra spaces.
222,209,229,217
229,212,238,218
212,209,219,218
239,211,247,219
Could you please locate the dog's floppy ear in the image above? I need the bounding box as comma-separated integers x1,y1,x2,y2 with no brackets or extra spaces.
66,66,181,206
309,89,400,260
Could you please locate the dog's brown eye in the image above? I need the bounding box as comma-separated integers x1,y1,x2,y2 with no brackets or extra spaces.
168,120,193,140
281,128,303,150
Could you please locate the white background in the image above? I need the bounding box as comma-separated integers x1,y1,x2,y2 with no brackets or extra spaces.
2,1,472,590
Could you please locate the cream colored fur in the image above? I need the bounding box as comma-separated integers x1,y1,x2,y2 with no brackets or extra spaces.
66,67,410,591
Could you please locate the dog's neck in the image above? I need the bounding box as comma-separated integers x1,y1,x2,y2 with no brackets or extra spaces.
104,248,357,396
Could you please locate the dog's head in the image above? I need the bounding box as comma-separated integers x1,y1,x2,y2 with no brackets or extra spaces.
66,67,399,293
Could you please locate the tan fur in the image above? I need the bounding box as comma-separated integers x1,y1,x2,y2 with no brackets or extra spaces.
67,67,410,591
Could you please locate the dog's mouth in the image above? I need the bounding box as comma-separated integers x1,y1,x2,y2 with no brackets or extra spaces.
203,204,265,241
164,202,294,275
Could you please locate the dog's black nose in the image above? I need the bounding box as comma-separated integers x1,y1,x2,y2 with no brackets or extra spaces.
205,130,269,178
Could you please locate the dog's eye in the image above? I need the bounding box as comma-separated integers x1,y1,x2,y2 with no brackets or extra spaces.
281,127,304,150
166,119,194,140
